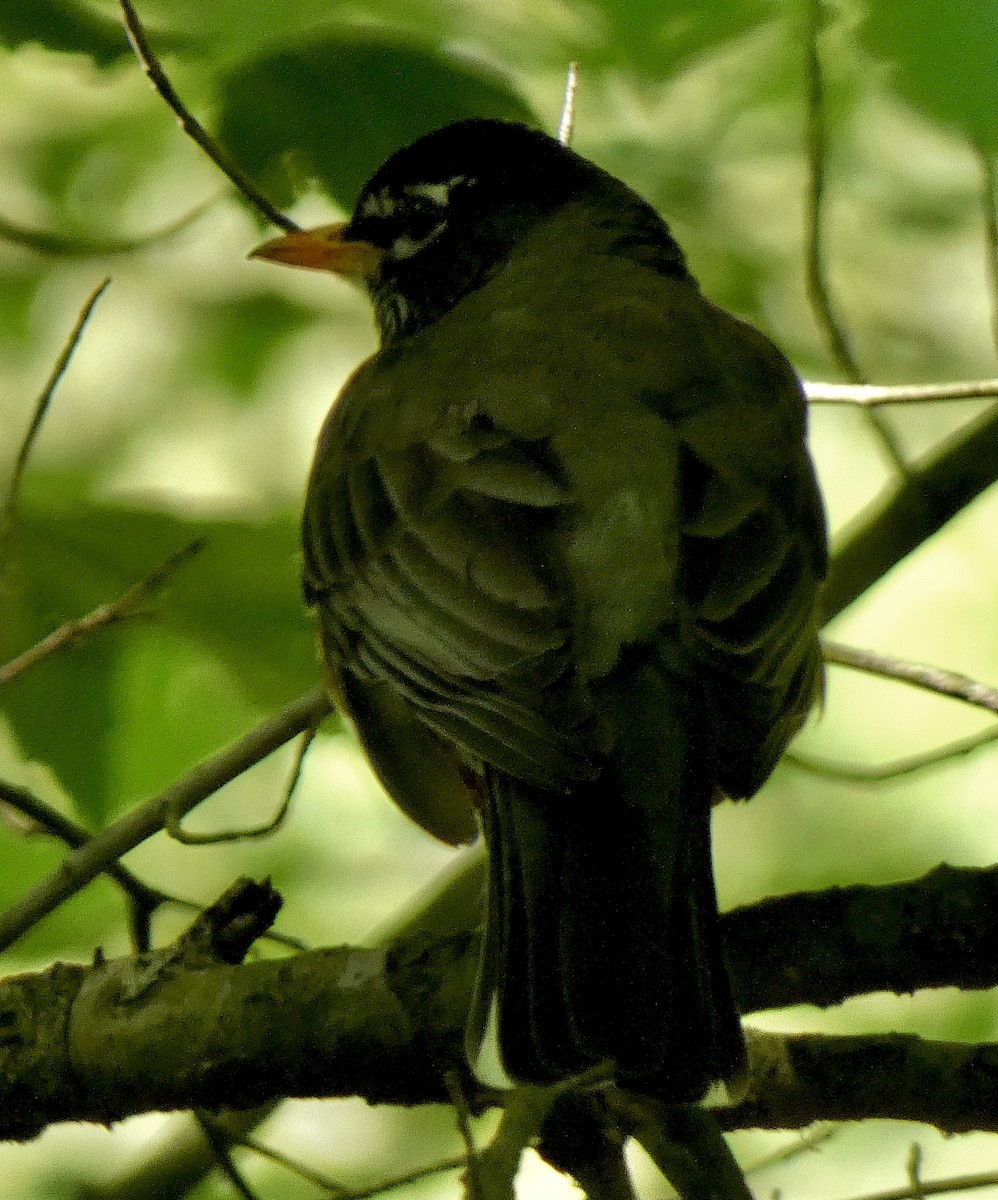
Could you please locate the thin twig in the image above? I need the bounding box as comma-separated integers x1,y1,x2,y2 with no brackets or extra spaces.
194,1111,260,1200
972,140,998,360
0,539,206,688
0,778,173,951
804,0,917,481
0,688,331,952
230,1126,465,1199
558,62,579,147
823,640,998,715
445,1070,482,1199
804,0,861,384
0,778,304,954
835,1167,998,1200
119,0,297,233
908,1143,926,1199
805,378,998,405
743,1123,838,1176
168,717,319,844
788,722,998,784
1,278,110,576
0,195,219,258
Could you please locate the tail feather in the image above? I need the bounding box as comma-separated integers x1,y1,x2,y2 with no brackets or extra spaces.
467,662,747,1101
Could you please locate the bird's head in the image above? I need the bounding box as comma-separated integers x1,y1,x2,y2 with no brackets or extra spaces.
251,118,685,341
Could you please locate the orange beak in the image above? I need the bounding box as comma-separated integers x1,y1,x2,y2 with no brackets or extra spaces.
249,222,385,279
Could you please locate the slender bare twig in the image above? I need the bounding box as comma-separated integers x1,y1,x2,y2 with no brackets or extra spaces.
835,1167,998,1200
973,140,998,360
558,62,579,147
823,640,998,716
804,0,920,485
0,688,331,952
0,539,206,688
1,278,110,577
788,722,998,784
804,0,861,384
805,378,998,405
743,1124,838,1177
0,778,175,951
119,0,297,233
0,196,219,258
444,1070,481,1197
0,778,305,954
194,1112,260,1200
225,1125,465,1199
167,718,318,844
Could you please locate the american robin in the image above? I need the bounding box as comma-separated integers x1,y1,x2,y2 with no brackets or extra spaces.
252,118,826,1101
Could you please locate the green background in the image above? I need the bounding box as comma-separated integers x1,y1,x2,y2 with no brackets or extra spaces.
1,0,997,1195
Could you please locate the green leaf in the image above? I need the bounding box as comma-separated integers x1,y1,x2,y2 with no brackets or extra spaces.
861,0,998,151
2,498,317,822
216,30,538,211
589,0,772,75
0,0,129,64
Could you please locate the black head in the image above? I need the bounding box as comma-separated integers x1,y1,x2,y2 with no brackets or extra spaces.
346,119,688,339
251,119,688,340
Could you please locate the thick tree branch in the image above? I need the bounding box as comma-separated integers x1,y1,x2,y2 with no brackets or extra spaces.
723,1030,998,1135
3,863,998,1141
724,862,998,1012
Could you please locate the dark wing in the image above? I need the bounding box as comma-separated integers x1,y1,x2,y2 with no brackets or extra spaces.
665,301,827,796
302,364,600,843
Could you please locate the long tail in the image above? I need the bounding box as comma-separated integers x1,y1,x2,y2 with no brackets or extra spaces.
467,661,746,1102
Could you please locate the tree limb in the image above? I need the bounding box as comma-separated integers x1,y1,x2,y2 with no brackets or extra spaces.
822,399,998,619
4,863,998,1141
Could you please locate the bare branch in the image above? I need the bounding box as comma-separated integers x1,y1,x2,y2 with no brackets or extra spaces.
0,688,331,953
823,640,998,716
804,0,922,488
557,62,579,147
823,399,998,619
0,197,219,258
723,1029,998,1135
972,140,998,360
806,378,998,405
837,1167,998,1200
119,0,297,233
1,278,110,576
4,864,998,1138
167,718,319,845
788,722,998,783
804,0,861,384
225,1126,464,1199
0,539,206,688
723,863,998,1013
193,1112,260,1200
0,778,173,951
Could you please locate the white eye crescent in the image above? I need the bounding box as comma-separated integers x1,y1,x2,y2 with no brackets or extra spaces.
402,175,470,207
391,221,447,260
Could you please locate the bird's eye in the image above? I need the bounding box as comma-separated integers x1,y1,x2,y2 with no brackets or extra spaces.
389,199,448,260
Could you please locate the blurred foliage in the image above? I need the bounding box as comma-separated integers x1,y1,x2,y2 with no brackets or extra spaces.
0,0,997,1197
860,0,998,152
217,35,538,210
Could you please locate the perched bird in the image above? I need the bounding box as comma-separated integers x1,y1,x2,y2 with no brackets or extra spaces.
252,118,826,1102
